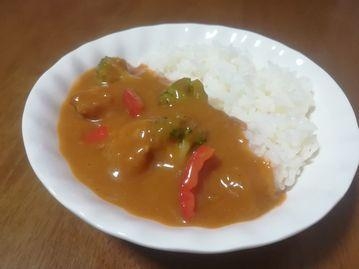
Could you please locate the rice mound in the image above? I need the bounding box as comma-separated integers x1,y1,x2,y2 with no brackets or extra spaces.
144,44,319,191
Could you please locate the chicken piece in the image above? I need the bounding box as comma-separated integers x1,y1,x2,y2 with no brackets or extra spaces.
71,87,112,119
105,120,160,176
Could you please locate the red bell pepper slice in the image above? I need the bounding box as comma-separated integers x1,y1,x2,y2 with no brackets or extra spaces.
122,89,144,117
83,125,108,143
179,145,215,221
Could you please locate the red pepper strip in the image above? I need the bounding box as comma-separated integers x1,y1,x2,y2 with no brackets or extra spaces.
83,125,108,143
179,145,215,221
122,89,144,117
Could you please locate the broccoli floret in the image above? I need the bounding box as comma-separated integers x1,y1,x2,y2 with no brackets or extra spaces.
96,57,129,84
159,78,208,106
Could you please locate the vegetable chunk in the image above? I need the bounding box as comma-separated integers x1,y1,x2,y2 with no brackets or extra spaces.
159,78,208,106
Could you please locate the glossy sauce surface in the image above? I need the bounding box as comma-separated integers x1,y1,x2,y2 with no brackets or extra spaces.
58,66,285,227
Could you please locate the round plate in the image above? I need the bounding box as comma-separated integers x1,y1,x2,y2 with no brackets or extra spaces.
22,23,359,253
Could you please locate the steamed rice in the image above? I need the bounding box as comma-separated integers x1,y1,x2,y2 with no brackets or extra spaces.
143,44,319,191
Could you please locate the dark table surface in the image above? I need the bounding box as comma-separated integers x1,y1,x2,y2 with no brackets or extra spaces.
1,0,358,268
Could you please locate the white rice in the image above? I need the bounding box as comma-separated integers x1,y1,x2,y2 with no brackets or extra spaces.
143,44,319,191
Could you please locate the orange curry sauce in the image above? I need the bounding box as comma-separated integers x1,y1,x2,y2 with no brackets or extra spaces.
58,59,284,228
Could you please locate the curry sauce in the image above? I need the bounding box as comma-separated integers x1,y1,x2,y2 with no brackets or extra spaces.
58,58,285,228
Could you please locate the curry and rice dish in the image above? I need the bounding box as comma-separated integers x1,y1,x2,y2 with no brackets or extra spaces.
58,47,318,227
58,57,286,227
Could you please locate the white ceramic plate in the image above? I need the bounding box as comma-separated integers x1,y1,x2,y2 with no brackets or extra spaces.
22,23,359,253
